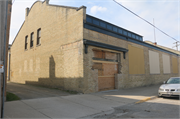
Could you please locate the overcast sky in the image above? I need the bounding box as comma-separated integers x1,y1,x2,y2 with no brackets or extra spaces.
10,0,180,50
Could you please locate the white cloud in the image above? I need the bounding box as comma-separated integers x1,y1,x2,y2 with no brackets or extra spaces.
90,6,107,14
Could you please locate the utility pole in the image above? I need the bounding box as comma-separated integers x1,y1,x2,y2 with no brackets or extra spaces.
153,18,156,44
172,41,180,51
0,0,12,118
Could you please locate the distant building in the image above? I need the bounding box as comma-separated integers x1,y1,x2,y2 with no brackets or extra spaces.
10,0,180,93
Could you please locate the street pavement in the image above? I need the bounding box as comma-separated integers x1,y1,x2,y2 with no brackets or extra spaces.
89,97,180,118
4,83,180,118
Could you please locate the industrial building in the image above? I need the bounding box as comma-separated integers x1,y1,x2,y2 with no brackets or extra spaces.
10,0,180,93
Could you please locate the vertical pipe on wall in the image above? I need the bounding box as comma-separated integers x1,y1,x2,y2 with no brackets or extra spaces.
118,53,121,74
8,52,11,81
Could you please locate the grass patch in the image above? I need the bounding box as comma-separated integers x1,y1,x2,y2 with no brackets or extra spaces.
6,92,20,101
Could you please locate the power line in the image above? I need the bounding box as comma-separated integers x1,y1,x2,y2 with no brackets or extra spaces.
112,0,178,42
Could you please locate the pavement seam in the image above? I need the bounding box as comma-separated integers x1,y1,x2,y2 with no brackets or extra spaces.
59,96,100,110
20,100,52,119
135,96,157,104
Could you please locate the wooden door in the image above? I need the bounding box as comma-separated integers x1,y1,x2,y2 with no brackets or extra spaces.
92,49,118,91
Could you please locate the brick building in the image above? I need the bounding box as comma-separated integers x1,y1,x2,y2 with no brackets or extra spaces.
10,0,180,93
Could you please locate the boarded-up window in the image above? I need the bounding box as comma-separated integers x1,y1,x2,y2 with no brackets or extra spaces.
128,44,145,74
92,63,118,76
162,54,170,74
93,49,117,61
172,56,178,74
149,50,160,74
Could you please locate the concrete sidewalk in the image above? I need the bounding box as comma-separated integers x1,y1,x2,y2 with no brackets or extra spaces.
4,84,161,118
7,82,72,100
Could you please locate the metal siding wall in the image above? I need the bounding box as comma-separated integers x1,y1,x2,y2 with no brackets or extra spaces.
162,54,171,74
128,44,145,74
149,50,160,74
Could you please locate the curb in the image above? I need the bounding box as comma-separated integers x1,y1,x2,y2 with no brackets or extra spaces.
135,96,157,104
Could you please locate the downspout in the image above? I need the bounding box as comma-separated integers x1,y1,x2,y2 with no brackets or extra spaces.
8,52,10,81
1,0,8,118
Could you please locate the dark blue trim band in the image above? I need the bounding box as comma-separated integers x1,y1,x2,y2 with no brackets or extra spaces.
86,14,143,41
84,23,179,56
83,39,128,59
84,23,128,41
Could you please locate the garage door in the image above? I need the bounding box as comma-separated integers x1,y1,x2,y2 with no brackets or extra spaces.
92,49,119,91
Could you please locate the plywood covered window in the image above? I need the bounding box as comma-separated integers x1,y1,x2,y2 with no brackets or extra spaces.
92,49,118,62
92,49,119,76
162,54,171,74
172,56,178,74
149,50,160,74
128,44,145,74
92,62,118,76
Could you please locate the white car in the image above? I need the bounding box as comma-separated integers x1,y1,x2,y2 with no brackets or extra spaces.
158,77,180,97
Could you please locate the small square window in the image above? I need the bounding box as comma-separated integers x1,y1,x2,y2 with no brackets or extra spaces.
128,32,131,37
107,24,112,30
123,30,127,36
86,16,92,23
132,34,136,39
30,32,34,48
113,27,117,32
93,19,99,26
37,28,41,45
118,29,122,34
139,37,143,41
100,21,106,28
136,35,139,40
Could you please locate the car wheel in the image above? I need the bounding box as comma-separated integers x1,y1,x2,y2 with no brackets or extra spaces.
158,93,162,98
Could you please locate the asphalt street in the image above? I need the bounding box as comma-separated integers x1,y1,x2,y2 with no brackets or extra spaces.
89,97,180,118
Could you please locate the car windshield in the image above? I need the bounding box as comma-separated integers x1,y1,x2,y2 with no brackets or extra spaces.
166,78,180,84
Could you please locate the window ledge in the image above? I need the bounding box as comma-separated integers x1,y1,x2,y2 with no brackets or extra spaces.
24,49,28,51
30,46,34,49
36,44,41,47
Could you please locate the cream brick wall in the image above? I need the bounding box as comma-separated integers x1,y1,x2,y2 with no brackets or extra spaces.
84,28,179,92
10,1,179,93
10,1,85,92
